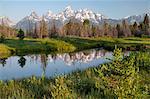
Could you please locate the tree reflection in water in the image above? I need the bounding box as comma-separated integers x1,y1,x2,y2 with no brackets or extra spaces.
0,49,115,80
18,56,26,68
0,58,7,67
1,49,111,68
40,54,48,76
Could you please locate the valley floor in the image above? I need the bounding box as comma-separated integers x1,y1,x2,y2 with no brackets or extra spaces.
0,37,150,58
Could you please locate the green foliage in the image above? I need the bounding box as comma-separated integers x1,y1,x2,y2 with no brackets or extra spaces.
0,34,5,43
17,29,25,40
50,76,74,98
58,36,150,51
112,46,123,61
0,48,149,98
83,19,90,26
0,44,15,57
95,49,150,98
0,38,76,56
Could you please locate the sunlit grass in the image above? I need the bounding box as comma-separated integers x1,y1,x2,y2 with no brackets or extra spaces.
57,36,150,51
0,38,76,55
0,37,150,58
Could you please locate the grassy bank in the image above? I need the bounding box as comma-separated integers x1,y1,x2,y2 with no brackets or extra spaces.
0,48,150,98
57,36,150,51
0,37,150,58
0,44,15,58
0,38,76,56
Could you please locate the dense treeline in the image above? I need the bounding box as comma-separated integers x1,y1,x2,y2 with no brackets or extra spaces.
0,14,149,39
61,14,149,38
0,25,17,38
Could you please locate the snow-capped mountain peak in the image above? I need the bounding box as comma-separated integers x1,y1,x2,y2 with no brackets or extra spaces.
28,11,39,20
44,10,55,20
122,14,145,24
15,6,107,30
65,5,72,12
74,8,106,23
0,16,15,26
64,5,74,18
46,10,53,17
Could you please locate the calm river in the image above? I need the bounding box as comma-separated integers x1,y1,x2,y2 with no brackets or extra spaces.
0,49,113,80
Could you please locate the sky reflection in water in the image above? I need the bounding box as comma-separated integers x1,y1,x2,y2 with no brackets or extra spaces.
0,49,113,80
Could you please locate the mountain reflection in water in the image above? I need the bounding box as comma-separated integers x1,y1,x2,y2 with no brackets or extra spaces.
0,49,113,80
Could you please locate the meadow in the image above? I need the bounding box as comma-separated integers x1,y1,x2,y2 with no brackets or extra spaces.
0,38,76,58
0,37,150,58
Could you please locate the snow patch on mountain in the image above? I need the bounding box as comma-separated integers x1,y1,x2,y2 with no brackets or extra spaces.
0,16,15,26
14,6,149,31
15,6,107,30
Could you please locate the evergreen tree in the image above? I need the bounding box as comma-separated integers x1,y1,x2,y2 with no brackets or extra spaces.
32,23,38,38
143,14,150,35
83,19,91,37
132,22,142,37
83,19,90,26
92,25,96,37
0,34,5,43
122,20,132,37
65,20,72,35
17,29,25,40
133,22,138,30
116,24,122,37
112,26,118,37
103,21,109,36
50,20,57,37
143,14,149,26
39,16,48,38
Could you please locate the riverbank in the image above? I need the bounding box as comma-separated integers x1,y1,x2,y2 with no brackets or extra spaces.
0,48,149,98
0,37,150,58
0,38,76,57
57,36,150,51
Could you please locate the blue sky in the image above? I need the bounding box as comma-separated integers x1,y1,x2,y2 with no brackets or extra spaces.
0,0,149,22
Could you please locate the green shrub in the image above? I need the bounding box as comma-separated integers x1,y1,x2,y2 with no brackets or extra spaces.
0,35,5,43
17,29,25,40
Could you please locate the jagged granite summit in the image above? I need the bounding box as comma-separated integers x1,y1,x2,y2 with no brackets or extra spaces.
0,6,149,31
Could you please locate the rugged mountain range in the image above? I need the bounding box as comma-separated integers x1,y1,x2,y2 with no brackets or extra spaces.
0,6,149,31
14,6,107,31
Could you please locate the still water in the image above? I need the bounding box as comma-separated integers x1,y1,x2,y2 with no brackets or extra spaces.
0,49,113,80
